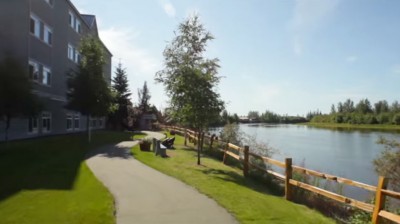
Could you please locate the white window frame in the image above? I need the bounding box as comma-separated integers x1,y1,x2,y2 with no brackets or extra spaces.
69,11,75,28
74,50,80,63
30,14,41,38
42,112,52,133
42,66,51,86
44,25,52,45
68,44,74,61
75,19,81,33
66,114,73,131
28,116,39,134
74,114,80,130
29,60,40,82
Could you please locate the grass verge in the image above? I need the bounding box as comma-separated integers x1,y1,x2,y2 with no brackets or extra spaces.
131,134,335,224
301,122,400,132
0,131,131,224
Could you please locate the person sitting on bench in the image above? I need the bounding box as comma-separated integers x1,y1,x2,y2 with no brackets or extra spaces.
161,137,175,149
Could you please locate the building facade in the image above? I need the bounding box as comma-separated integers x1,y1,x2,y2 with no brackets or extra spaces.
0,0,112,141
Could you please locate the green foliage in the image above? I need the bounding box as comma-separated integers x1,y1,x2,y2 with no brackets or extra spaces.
0,57,41,141
349,210,371,224
67,37,113,117
155,15,224,164
109,62,132,130
219,123,243,146
374,137,400,191
137,81,151,113
311,98,400,125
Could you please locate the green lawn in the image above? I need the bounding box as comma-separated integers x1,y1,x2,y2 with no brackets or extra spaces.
131,131,148,140
0,131,131,224
131,135,335,224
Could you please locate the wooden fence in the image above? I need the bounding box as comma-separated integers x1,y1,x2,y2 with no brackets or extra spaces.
162,125,400,224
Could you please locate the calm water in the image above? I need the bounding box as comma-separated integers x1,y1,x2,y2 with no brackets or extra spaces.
224,124,400,200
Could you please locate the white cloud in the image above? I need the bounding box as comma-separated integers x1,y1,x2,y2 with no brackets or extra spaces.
98,27,166,107
289,0,340,55
346,56,358,63
160,0,176,18
99,27,161,77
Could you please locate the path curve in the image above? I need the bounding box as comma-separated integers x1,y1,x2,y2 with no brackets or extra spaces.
86,131,237,224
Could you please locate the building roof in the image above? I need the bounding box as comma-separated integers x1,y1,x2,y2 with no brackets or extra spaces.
81,14,96,28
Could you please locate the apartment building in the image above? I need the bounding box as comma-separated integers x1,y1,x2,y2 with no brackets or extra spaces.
0,0,112,141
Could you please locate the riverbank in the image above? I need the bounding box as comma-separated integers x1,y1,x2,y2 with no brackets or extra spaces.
300,122,400,132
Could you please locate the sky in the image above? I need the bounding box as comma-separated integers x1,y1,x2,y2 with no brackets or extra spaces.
72,0,400,117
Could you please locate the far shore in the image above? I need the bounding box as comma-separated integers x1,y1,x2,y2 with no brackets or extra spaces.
298,122,400,132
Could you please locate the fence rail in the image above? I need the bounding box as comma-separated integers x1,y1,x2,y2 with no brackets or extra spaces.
161,125,400,224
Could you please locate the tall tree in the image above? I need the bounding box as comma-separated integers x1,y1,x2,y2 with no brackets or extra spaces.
355,98,372,114
138,81,151,114
66,37,113,142
0,57,41,141
155,15,224,165
110,63,131,130
374,100,389,114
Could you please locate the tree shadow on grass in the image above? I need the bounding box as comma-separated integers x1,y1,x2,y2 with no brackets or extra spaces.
200,167,282,197
0,131,130,201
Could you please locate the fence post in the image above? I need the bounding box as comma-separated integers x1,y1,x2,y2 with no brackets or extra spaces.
372,176,389,224
243,146,249,177
223,143,228,164
184,129,187,146
285,158,293,201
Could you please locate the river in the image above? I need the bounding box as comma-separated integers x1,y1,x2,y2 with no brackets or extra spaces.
217,124,400,200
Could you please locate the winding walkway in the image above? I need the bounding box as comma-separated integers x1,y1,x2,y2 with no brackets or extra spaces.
86,131,237,224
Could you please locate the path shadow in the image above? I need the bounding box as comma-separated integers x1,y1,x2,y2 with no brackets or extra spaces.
85,141,137,160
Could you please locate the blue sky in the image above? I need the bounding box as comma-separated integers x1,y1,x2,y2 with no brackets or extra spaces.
72,0,400,116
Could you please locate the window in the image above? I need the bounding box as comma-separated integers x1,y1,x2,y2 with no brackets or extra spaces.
30,15,41,38
42,66,51,85
28,117,38,134
74,50,80,63
74,114,80,129
75,20,81,33
29,60,39,81
68,44,74,60
44,25,52,45
69,11,74,28
42,112,51,133
66,114,73,130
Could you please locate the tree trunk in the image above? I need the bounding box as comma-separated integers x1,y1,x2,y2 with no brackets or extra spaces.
87,115,91,143
197,129,202,165
197,142,201,165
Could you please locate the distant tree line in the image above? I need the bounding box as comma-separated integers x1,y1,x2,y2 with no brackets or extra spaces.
211,109,307,126
311,98,400,125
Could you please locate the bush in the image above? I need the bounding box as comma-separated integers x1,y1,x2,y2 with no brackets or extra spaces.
392,113,400,125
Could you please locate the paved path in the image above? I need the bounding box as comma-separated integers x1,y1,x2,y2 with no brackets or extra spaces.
86,131,237,224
